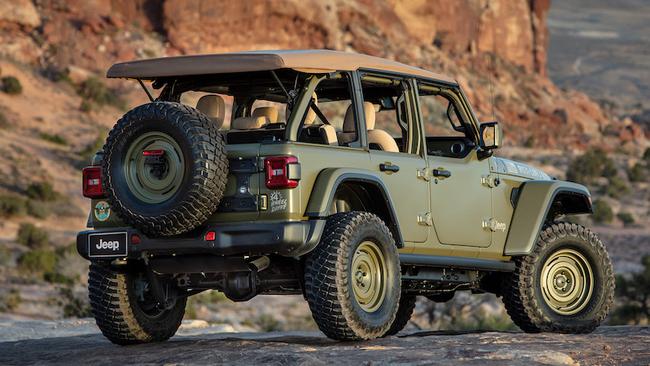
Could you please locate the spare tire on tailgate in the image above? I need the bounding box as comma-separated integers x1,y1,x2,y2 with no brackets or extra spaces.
102,102,228,236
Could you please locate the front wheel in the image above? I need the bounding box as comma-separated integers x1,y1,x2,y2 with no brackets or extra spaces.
88,263,186,345
304,212,401,340
501,222,614,333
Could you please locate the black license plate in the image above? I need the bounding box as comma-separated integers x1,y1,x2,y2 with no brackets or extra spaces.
88,232,128,258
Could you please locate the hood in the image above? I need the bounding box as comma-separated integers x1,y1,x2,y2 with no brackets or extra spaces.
492,157,552,181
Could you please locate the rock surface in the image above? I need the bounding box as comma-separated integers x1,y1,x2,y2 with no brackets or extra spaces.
0,320,648,365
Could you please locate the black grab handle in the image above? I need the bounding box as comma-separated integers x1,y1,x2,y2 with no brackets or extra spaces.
379,163,400,173
432,169,451,178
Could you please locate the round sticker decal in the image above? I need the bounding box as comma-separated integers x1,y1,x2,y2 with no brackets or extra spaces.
94,201,111,222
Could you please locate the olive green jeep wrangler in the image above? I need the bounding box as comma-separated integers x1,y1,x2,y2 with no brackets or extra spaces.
77,50,614,345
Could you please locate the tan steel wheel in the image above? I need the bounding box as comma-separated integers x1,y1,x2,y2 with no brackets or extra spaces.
351,241,387,313
540,248,594,316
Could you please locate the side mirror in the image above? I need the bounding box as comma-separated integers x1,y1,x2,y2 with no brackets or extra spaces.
479,121,502,150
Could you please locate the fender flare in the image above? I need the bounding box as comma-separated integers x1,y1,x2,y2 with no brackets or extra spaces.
305,168,404,248
504,180,592,256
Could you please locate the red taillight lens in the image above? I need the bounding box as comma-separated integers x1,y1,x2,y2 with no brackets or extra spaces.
204,231,216,241
265,156,299,189
82,166,105,198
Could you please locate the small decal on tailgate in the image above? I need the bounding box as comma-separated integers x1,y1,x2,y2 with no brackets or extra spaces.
270,191,287,213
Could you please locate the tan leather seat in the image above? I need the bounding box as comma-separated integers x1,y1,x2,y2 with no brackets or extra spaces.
196,95,226,128
339,102,399,152
231,116,268,130
252,106,279,124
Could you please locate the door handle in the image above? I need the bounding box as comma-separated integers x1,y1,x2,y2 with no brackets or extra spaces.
379,163,400,173
432,168,451,178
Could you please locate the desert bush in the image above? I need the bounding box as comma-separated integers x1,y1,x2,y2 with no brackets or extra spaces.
627,163,647,182
77,77,126,110
643,148,650,164
592,199,613,224
17,249,56,273
25,181,58,201
617,212,635,227
0,108,8,129
79,99,93,113
78,129,107,163
59,287,92,318
39,132,68,145
44,271,75,285
0,194,27,217
1,76,23,95
566,148,617,185
16,223,49,249
605,176,630,198
611,255,650,325
26,199,50,219
253,313,282,332
0,289,22,312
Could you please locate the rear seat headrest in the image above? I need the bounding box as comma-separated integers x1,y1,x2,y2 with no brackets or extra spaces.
196,95,226,128
231,116,268,130
252,106,279,124
343,101,376,132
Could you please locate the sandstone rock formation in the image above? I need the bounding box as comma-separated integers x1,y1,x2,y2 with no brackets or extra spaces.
0,320,648,365
1,0,638,150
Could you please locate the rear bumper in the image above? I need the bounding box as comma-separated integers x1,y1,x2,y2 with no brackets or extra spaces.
77,220,325,261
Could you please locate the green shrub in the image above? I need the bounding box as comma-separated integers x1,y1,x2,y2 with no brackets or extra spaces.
39,132,68,145
0,109,8,129
78,129,107,163
77,77,125,110
59,287,92,318
611,255,650,324
627,163,647,182
617,212,635,226
26,199,50,219
16,223,49,249
44,271,75,285
566,148,617,185
605,176,629,199
79,99,93,113
643,148,650,164
25,181,58,201
1,76,23,95
0,194,27,217
592,199,614,224
17,249,56,273
0,289,22,312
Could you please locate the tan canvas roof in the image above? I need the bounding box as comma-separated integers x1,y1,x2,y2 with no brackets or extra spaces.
106,49,456,84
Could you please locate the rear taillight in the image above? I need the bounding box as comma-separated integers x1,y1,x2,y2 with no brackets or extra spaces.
82,166,105,198
265,156,300,189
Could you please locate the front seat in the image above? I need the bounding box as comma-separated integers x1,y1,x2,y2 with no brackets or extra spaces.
196,95,226,128
340,102,399,152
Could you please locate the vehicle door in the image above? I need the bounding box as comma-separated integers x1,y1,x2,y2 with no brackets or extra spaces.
416,82,492,247
360,73,429,243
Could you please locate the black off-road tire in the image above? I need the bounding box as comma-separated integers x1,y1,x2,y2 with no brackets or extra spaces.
88,263,186,345
384,294,416,336
501,222,614,333
304,212,401,340
102,102,228,236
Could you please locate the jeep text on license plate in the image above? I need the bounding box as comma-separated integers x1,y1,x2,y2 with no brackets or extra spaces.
88,232,128,258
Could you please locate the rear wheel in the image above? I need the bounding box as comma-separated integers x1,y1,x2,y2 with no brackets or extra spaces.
304,212,401,340
88,263,186,345
501,222,614,333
